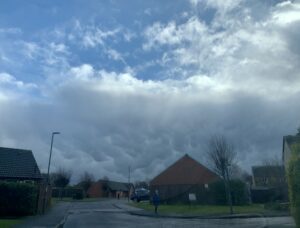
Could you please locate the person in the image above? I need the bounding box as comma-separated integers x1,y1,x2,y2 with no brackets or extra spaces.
152,190,160,214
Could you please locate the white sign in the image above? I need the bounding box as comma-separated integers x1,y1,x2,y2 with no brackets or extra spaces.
189,193,196,201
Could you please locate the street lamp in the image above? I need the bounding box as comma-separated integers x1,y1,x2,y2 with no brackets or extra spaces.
47,132,60,184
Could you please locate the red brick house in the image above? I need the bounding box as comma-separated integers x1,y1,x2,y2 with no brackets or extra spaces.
88,180,132,198
150,154,219,204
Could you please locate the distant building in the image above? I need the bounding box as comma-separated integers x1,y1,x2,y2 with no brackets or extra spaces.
252,165,286,187
150,154,219,204
282,135,300,168
0,147,42,182
251,165,288,203
88,180,132,198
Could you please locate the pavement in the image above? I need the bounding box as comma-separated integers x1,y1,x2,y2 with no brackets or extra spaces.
13,199,296,228
14,201,72,228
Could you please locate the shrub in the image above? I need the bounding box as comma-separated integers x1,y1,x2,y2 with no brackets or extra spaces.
287,144,300,227
264,202,289,211
72,191,84,200
210,179,249,205
0,181,38,216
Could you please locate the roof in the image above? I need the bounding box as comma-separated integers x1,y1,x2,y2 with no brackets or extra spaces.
99,180,130,191
284,135,300,148
107,181,129,191
150,154,219,186
252,165,285,178
0,147,42,180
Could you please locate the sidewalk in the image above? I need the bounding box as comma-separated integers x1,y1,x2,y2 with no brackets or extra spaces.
14,202,71,228
114,202,291,220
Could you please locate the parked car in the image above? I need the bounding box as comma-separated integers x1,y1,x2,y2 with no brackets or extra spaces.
130,188,150,202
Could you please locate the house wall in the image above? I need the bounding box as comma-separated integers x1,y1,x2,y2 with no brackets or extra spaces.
88,182,107,198
88,182,129,198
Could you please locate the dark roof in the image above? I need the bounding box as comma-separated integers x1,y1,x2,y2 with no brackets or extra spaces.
107,181,129,191
284,135,300,148
0,147,42,180
252,165,285,179
99,180,130,191
150,154,219,186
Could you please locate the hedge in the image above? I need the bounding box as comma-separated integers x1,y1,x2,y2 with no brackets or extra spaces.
287,144,300,228
210,179,249,205
0,182,38,216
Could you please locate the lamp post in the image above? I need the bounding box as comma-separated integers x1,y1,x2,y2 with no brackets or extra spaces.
43,132,60,213
46,132,60,184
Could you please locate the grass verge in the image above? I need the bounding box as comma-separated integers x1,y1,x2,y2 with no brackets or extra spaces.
130,202,267,215
0,219,22,228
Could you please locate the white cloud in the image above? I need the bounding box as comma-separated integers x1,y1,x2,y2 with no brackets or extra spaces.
0,27,22,35
0,72,37,89
143,1,300,100
272,1,300,26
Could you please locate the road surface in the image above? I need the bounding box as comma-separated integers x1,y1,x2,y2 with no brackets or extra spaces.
63,199,295,228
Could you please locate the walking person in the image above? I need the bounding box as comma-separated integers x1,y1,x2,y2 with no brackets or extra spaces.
152,190,160,214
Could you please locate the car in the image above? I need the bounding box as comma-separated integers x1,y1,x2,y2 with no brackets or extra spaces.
130,188,150,202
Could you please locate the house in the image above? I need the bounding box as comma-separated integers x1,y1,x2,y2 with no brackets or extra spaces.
150,154,219,204
0,147,42,182
282,135,300,168
0,147,49,214
251,165,288,203
88,179,132,198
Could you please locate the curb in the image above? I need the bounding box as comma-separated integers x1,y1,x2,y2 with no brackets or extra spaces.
128,211,290,220
54,202,73,228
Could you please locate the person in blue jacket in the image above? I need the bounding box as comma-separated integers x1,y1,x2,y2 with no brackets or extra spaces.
152,190,160,214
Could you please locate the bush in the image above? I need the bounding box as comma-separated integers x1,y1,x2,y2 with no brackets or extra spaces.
287,144,300,228
52,187,84,198
210,179,249,205
0,181,38,216
264,202,289,211
72,191,84,200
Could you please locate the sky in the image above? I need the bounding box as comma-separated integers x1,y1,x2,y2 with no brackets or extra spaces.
0,0,300,183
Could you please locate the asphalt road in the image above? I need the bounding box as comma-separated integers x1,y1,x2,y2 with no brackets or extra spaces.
63,199,295,228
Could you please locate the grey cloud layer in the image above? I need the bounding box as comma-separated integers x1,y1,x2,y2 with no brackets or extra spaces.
0,0,300,183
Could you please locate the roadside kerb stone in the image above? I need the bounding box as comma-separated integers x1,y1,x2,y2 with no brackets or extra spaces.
114,202,290,220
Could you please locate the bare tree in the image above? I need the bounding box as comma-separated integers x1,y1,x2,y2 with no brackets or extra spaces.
78,171,94,197
134,181,149,189
262,156,282,166
207,135,236,214
52,168,72,199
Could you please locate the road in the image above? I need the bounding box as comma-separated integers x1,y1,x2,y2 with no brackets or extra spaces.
63,199,295,228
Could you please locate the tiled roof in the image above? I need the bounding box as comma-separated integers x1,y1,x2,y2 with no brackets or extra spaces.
150,154,219,186
106,181,129,191
0,147,42,180
252,165,285,178
284,135,300,147
98,180,130,191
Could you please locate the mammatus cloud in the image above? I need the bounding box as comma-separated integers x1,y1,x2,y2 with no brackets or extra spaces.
0,1,299,183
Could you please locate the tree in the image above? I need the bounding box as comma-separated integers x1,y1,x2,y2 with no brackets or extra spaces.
52,168,72,199
78,172,94,197
207,134,237,214
297,127,300,136
262,156,282,166
134,181,149,189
